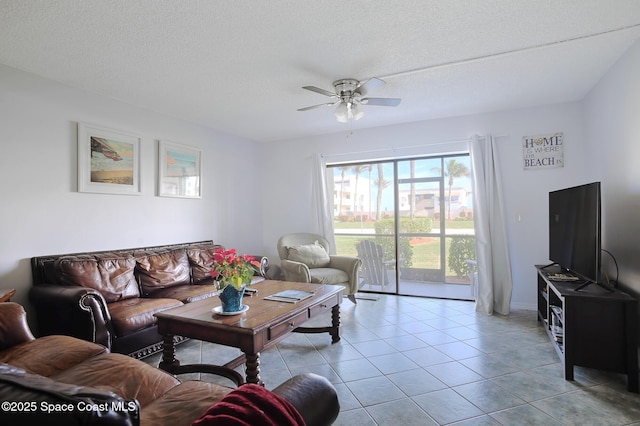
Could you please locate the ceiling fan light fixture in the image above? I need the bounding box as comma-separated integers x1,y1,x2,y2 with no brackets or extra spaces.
335,101,365,123
334,102,349,122
351,104,365,121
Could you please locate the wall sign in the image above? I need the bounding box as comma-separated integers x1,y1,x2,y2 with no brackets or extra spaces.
523,132,563,170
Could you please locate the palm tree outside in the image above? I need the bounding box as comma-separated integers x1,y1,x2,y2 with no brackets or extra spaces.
375,164,390,220
352,165,369,220
433,159,470,220
336,166,347,217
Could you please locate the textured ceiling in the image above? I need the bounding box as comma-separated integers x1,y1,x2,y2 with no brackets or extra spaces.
1,0,639,142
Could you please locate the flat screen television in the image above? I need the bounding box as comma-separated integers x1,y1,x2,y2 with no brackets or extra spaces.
548,182,603,289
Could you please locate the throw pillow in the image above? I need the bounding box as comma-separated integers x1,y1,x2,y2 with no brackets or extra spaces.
287,241,330,268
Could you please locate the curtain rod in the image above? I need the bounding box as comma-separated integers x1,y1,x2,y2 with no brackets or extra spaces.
321,134,508,160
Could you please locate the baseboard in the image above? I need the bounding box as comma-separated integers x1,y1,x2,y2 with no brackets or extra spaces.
509,301,537,311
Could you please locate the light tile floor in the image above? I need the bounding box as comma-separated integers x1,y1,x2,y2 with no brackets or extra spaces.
143,294,640,425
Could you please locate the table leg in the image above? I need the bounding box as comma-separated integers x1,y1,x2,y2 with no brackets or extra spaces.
330,304,341,343
159,333,180,372
244,352,263,386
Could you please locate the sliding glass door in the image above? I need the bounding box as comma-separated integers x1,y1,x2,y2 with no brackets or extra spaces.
329,154,475,300
331,162,398,294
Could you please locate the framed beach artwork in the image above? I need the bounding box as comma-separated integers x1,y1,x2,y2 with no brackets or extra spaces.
158,140,202,198
77,123,142,195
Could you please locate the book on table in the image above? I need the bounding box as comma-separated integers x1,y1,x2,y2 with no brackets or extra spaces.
264,290,315,303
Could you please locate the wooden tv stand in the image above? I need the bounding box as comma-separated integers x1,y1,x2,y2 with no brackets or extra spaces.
536,265,638,392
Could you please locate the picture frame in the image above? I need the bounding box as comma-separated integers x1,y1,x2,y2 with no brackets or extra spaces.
77,122,142,195
158,140,202,198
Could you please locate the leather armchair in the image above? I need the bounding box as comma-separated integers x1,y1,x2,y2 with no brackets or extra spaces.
277,233,361,303
0,302,340,426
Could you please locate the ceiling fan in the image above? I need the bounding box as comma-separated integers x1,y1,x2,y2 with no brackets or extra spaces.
297,77,401,122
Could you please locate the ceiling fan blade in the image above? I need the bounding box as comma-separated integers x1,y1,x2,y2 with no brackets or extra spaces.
297,101,340,111
361,97,401,107
356,77,386,96
302,86,337,97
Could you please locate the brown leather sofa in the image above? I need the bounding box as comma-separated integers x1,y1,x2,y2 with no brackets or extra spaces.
0,302,339,426
29,241,267,358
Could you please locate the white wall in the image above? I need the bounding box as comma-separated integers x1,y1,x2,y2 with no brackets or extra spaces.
584,40,640,295
0,65,263,315
5,38,638,317
261,103,591,310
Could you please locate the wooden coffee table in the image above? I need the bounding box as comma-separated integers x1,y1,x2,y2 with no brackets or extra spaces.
155,280,343,385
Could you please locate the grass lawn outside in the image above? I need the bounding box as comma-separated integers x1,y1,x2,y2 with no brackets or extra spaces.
335,233,472,282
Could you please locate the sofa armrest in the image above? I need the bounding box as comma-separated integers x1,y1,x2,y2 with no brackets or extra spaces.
272,373,339,426
0,303,35,350
250,254,284,280
329,255,362,295
279,259,311,283
247,255,270,277
0,363,139,426
29,285,113,349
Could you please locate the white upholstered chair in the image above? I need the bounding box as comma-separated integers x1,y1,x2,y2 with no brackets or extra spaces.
277,233,361,303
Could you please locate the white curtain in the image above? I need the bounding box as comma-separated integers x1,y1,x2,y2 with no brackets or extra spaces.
469,135,513,315
310,153,337,254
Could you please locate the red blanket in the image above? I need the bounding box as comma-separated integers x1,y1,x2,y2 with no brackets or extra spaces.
192,384,306,426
